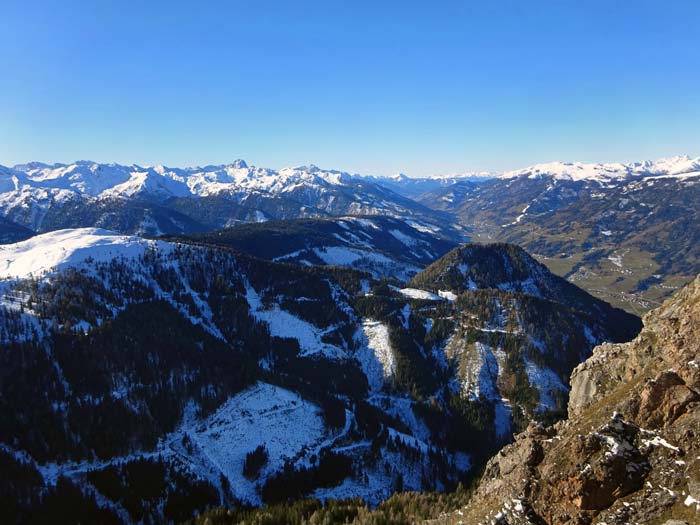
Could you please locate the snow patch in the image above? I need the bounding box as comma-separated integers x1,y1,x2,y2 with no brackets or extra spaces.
438,290,458,301
641,436,680,452
399,288,442,301
355,320,395,391
523,358,569,412
389,229,416,247
608,255,623,268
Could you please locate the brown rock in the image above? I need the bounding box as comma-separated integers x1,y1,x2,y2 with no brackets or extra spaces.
633,371,699,427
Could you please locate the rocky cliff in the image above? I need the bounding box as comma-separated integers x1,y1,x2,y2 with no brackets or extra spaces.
433,275,700,525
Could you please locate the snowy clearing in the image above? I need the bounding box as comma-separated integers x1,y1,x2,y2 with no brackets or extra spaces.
355,320,394,391
399,288,443,301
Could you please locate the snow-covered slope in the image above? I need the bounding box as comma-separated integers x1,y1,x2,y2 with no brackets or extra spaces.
0,228,165,279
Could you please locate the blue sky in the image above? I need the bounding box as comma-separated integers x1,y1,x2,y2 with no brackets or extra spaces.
1,1,699,176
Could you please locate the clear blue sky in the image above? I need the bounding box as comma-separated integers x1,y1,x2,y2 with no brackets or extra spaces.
1,1,699,176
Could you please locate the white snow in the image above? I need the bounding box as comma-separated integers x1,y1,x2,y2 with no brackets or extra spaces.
438,290,458,301
355,320,395,391
523,358,569,411
3,157,699,226
34,382,341,505
406,220,440,234
70,382,333,506
608,255,623,268
500,156,700,183
507,203,531,226
466,343,500,400
641,436,680,452
458,341,511,437
389,229,416,247
684,495,699,510
399,288,442,301
309,246,418,281
387,428,429,453
312,246,393,267
0,228,168,279
400,303,411,329
597,433,634,458
496,277,542,297
493,399,512,438
178,383,327,504
369,393,432,443
0,161,429,232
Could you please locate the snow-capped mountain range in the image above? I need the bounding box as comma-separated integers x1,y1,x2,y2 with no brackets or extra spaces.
1,154,699,313
410,154,700,312
3,160,352,202
3,155,697,207
500,155,700,182
360,172,496,199
0,160,459,237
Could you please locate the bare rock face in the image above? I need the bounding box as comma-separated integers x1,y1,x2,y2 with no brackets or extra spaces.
435,275,700,525
630,370,699,428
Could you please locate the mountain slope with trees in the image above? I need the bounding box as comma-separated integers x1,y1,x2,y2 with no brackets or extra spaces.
0,230,639,524
437,273,700,525
172,216,457,281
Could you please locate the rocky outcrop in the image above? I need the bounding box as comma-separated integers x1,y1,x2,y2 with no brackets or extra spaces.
433,275,700,525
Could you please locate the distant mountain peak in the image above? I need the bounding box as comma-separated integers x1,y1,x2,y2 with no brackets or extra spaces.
229,159,248,169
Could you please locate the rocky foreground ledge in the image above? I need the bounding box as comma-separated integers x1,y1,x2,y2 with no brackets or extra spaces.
431,275,700,525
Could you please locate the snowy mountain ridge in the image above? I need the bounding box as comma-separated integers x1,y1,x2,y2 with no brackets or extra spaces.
177,215,457,282
0,228,166,280
4,156,698,203
3,160,354,202
0,160,460,237
501,155,700,182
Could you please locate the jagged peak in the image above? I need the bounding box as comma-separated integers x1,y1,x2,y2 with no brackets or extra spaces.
228,159,248,169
